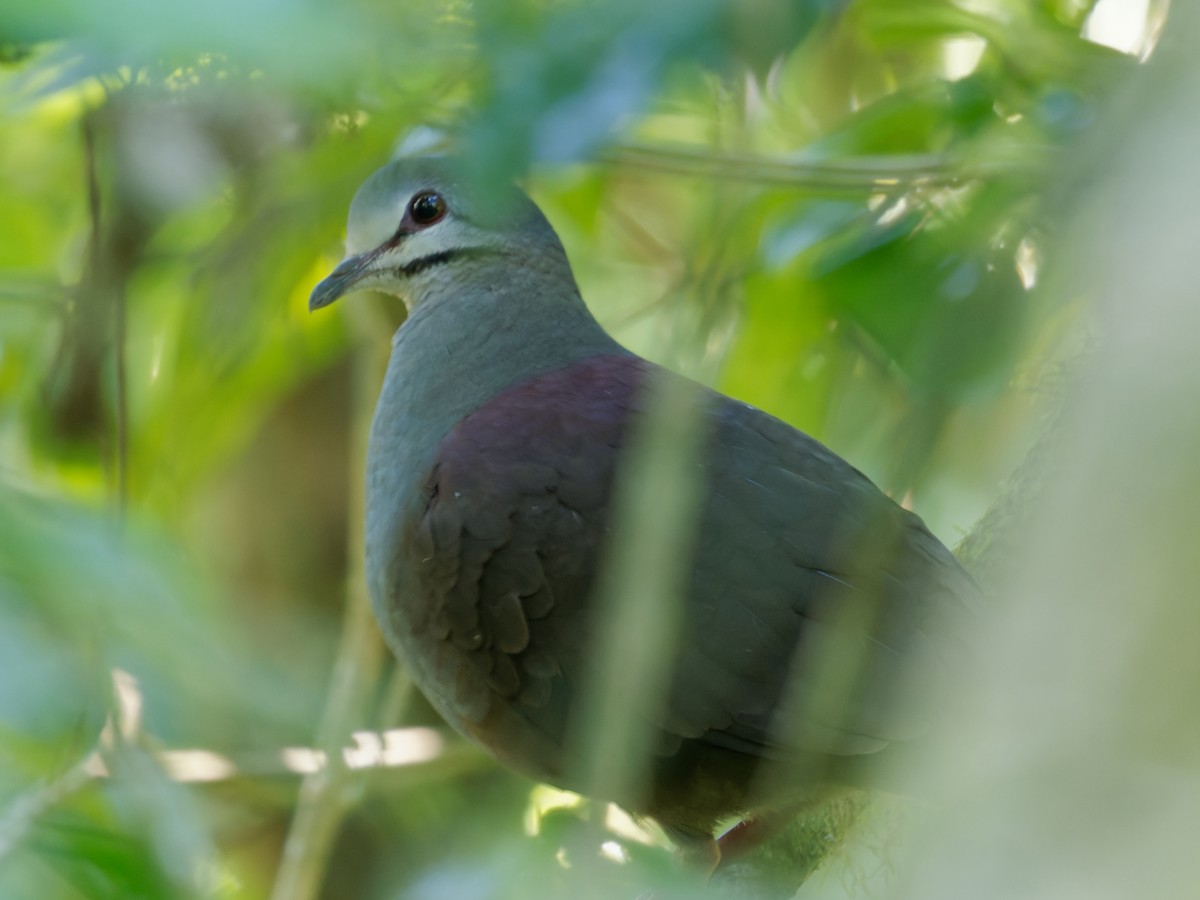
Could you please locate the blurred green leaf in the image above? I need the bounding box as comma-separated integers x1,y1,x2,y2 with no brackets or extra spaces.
0,0,1171,895
812,198,1027,397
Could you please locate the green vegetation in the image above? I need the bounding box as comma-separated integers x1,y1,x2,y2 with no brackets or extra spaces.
2,1,1191,898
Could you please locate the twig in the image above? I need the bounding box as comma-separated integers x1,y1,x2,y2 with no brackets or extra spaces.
81,111,129,515
0,760,93,860
602,143,1037,191
114,284,128,515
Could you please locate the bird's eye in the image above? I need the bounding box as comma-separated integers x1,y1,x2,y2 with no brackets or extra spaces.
409,191,447,226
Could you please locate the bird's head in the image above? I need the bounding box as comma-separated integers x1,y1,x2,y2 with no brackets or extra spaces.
309,157,566,312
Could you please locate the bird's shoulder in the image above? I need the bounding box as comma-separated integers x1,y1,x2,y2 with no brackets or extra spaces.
397,353,647,736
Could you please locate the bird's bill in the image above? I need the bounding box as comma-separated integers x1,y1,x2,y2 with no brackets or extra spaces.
309,252,374,311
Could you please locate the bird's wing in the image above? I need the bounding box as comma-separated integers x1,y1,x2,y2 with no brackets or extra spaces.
405,353,976,767
402,355,640,756
661,398,977,759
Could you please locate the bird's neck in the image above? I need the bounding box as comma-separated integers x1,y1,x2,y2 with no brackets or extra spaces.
364,256,624,613
371,254,625,480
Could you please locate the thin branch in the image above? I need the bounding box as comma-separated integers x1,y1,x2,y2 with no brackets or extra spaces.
81,112,128,515
0,759,93,860
603,143,1038,191
114,286,128,513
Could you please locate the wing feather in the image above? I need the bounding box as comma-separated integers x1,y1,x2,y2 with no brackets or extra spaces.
396,354,977,776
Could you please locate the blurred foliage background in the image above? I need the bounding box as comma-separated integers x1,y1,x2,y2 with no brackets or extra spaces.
0,0,1189,898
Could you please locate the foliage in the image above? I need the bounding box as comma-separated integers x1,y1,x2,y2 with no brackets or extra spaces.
0,0,1176,898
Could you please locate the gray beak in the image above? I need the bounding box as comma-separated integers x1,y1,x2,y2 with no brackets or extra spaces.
309,253,372,312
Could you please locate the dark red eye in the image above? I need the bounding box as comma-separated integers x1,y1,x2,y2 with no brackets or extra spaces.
409,191,447,225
